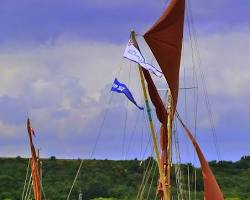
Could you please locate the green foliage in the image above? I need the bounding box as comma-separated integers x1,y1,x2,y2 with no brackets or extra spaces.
0,156,250,199
91,198,117,200
49,156,56,160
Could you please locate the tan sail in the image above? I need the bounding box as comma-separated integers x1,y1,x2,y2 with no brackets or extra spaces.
27,118,42,200
144,0,185,113
177,116,224,200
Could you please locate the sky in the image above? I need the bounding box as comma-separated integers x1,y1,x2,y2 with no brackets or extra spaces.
0,0,250,163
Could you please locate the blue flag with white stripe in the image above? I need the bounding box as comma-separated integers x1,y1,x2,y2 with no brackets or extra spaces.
111,78,143,110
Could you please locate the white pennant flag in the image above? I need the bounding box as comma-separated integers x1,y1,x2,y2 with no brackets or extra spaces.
123,39,162,77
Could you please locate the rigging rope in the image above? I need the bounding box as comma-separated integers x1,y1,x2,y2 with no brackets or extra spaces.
185,4,199,198
66,94,114,200
136,149,155,200
125,62,146,159
136,154,152,200
173,118,188,200
24,174,32,200
125,110,142,159
65,61,124,200
140,110,160,162
145,163,157,200
122,64,132,159
26,183,32,200
186,0,221,160
40,161,47,200
139,159,155,200
21,158,30,200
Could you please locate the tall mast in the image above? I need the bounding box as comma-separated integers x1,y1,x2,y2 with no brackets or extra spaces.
130,30,168,200
143,0,185,197
27,118,42,200
166,91,173,200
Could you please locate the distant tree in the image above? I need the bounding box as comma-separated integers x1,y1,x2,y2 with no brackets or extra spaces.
50,156,56,160
91,198,117,200
16,156,22,160
1,157,250,199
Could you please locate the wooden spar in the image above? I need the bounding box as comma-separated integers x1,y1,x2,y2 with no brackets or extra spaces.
166,91,173,200
27,118,42,200
130,30,168,200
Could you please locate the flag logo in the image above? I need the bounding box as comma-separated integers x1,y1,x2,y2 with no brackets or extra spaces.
111,78,143,110
123,38,162,77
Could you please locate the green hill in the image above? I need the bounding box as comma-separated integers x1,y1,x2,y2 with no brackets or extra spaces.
0,156,250,200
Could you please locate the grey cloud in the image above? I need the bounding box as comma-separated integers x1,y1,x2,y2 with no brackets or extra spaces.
0,30,249,160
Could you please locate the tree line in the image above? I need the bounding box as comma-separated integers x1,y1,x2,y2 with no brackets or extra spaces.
0,156,250,200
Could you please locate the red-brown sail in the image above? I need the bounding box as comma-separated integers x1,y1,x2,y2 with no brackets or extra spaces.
177,116,224,200
144,0,185,113
142,69,168,124
27,118,41,200
142,0,224,198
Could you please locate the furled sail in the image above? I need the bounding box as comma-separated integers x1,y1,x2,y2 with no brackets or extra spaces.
142,69,167,124
27,118,41,200
177,116,225,200
129,31,169,197
144,0,185,113
142,69,168,197
128,31,167,124
141,69,225,199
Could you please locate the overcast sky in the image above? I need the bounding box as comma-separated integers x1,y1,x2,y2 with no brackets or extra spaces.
0,0,249,163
